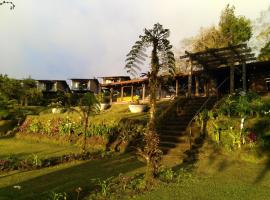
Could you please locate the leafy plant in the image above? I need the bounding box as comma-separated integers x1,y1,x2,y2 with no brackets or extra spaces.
49,192,67,200
158,168,174,183
92,177,114,197
29,154,43,168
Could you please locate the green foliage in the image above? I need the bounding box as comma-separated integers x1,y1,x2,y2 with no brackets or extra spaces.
125,23,175,77
49,192,67,200
29,154,43,168
92,177,114,197
219,4,252,45
182,4,252,52
87,123,117,137
158,168,174,183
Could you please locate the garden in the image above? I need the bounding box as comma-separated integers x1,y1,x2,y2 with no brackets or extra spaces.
1,2,270,199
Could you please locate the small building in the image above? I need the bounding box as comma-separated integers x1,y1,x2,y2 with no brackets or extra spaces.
99,76,131,84
36,80,70,93
70,78,99,94
100,78,148,103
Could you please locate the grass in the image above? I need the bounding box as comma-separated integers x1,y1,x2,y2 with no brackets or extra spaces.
0,120,16,134
0,137,81,160
0,153,144,200
31,104,148,126
134,145,270,200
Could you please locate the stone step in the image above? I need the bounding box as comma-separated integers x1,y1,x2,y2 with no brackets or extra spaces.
159,124,187,130
159,141,178,148
159,130,187,136
160,143,191,155
159,135,187,143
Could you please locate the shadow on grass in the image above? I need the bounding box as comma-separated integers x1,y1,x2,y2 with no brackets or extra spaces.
0,153,144,200
253,142,270,183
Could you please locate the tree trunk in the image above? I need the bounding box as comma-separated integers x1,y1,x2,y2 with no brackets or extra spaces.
149,42,159,132
83,114,89,152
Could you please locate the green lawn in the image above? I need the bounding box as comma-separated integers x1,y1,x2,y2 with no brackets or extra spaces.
134,147,270,200
1,137,270,199
0,153,144,200
0,137,81,160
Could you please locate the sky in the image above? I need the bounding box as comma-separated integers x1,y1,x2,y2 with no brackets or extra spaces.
0,0,269,80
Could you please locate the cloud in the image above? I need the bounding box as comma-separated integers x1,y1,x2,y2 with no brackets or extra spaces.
0,0,269,79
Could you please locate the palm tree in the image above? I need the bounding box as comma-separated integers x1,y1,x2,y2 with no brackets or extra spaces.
0,1,15,9
125,23,175,178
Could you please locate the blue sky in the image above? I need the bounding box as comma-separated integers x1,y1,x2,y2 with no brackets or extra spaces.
0,0,269,80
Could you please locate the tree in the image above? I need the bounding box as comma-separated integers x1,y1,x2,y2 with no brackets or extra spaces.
191,26,227,52
180,4,252,52
71,93,100,152
0,1,15,9
250,6,270,60
21,78,43,106
125,23,175,179
219,4,252,45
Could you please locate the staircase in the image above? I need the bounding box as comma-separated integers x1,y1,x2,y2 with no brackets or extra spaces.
158,97,216,166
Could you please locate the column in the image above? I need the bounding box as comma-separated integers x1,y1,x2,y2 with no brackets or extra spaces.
175,79,179,97
195,76,199,96
142,84,146,102
188,60,193,98
131,85,134,101
120,86,124,102
158,84,162,100
110,88,113,104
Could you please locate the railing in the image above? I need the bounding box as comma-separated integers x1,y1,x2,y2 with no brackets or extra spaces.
186,77,229,149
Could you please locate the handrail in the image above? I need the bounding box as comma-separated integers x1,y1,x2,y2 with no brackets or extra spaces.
186,77,229,148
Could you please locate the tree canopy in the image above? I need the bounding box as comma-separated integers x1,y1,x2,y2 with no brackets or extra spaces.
182,4,252,52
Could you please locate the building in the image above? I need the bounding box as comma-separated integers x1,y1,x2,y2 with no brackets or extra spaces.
70,78,99,94
99,76,131,84
36,80,70,93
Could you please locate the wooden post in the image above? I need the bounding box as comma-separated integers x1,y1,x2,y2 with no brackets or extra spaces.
188,60,193,98
175,79,179,97
203,80,207,96
242,62,247,92
131,85,134,102
120,86,124,102
195,76,199,96
230,65,235,94
142,84,146,102
158,84,162,100
110,88,113,104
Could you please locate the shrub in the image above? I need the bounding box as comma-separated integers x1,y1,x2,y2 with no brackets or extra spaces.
158,168,174,183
